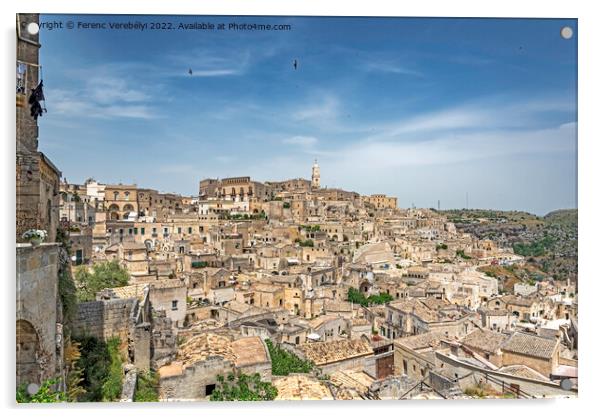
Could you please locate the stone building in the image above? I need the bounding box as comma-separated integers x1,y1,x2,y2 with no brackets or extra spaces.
158,333,272,400
16,13,61,243
199,176,270,202
104,184,138,220
362,194,398,210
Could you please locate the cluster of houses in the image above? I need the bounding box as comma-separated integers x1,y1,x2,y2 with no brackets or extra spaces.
54,160,577,400
15,16,578,402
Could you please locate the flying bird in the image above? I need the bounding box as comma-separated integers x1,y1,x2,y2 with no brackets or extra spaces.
293,59,298,70
188,68,193,75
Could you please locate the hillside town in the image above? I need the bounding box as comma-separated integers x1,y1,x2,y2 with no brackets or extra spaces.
16,14,578,402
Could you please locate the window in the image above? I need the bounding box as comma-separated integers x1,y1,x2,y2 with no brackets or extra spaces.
171,300,178,310
141,227,145,235
134,228,138,235
188,227,192,234
178,227,182,234
204,384,216,397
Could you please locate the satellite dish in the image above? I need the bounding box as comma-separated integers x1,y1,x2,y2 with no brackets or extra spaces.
71,255,77,262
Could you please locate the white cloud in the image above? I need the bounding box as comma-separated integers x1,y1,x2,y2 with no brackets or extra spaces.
47,88,157,120
361,61,423,77
328,122,576,172
292,95,339,122
283,136,318,148
87,76,150,103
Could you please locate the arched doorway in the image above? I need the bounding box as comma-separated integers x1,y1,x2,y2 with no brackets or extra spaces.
16,319,41,385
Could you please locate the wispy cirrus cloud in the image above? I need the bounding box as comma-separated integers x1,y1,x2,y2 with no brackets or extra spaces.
361,60,423,77
292,94,340,122
47,87,158,120
283,135,318,148
167,47,252,78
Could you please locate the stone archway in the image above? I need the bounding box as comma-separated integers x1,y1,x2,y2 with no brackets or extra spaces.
16,319,41,386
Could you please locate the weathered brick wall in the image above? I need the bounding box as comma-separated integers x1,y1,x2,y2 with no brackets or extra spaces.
73,298,135,342
16,243,59,385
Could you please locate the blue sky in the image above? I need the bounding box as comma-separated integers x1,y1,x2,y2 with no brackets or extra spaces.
38,15,577,215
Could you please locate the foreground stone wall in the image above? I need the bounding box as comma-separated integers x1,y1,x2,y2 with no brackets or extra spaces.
16,243,60,386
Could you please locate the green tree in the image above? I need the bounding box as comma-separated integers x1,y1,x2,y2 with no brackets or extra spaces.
210,372,278,401
75,261,130,302
347,288,393,307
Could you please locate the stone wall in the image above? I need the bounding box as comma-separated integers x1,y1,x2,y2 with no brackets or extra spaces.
72,298,135,342
16,13,41,241
159,357,235,400
501,350,558,377
151,310,177,368
16,243,60,386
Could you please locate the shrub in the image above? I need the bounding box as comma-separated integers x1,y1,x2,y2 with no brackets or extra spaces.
17,378,66,403
75,336,123,402
74,261,130,302
264,339,313,375
134,370,159,402
456,250,471,260
101,338,123,401
210,372,278,401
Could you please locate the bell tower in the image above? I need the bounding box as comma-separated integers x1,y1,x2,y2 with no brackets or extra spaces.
311,159,320,189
